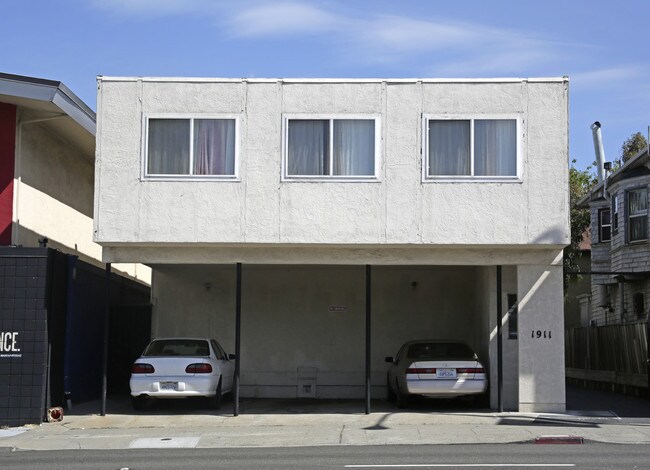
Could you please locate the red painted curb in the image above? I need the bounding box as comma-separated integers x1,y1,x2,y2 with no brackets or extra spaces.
534,435,584,444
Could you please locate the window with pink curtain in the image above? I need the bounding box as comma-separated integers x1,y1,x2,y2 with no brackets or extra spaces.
147,117,235,177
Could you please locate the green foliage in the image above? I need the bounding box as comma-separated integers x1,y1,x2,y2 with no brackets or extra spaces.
564,160,597,289
615,132,647,167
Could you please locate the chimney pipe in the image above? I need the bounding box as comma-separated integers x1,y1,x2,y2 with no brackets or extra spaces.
591,121,606,182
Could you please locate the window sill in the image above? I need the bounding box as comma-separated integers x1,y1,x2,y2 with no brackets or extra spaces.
142,175,240,182
281,176,381,183
422,176,522,183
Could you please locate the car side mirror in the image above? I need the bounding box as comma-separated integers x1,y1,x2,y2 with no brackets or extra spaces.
385,356,394,363
228,353,236,360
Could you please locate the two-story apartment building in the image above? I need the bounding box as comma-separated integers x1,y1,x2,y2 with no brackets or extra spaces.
579,148,650,326
95,77,569,413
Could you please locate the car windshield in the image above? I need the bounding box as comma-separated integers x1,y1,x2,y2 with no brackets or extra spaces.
143,339,210,357
406,342,474,360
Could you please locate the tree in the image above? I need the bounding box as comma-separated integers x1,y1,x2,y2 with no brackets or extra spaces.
619,132,647,164
564,160,596,289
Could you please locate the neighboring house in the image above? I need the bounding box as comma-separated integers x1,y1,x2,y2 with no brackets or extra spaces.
0,73,151,427
565,230,592,328
578,149,650,326
0,72,150,282
95,77,569,413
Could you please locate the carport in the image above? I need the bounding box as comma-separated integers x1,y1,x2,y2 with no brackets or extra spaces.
145,262,521,415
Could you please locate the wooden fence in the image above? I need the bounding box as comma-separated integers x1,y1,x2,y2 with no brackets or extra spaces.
565,323,648,388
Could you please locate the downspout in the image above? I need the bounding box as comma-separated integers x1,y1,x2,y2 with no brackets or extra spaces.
619,279,626,322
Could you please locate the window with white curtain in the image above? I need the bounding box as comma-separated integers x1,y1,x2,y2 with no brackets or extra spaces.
145,116,237,178
425,117,519,180
285,117,377,179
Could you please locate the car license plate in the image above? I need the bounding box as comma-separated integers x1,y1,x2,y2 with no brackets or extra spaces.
437,368,456,379
160,381,178,391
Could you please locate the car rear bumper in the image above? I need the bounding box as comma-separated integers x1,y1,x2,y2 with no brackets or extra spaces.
130,376,219,398
406,378,487,397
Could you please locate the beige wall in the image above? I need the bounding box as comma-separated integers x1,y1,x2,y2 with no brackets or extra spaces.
13,118,151,284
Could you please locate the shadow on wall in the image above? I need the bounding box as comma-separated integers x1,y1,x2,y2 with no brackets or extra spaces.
18,120,94,218
530,225,568,245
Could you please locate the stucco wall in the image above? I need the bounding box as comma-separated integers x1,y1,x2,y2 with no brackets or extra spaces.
95,78,569,251
151,264,490,399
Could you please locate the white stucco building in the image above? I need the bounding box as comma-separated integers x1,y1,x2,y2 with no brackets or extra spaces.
95,77,569,412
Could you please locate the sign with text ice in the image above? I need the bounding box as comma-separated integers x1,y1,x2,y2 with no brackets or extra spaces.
0,332,22,358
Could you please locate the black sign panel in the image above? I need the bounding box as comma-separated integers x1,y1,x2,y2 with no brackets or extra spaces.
0,253,48,427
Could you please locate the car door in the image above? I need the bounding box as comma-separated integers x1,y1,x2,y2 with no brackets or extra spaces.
211,340,234,392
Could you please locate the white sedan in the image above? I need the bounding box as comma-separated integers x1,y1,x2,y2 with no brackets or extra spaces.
130,337,235,410
386,340,487,408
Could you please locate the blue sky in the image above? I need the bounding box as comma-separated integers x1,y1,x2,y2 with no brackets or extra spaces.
2,0,648,170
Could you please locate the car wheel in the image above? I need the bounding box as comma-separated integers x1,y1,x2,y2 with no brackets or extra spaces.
396,381,410,409
208,378,222,410
386,377,396,402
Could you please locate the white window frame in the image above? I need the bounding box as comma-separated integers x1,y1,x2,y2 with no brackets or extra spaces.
422,114,523,183
599,208,612,243
282,114,381,182
142,113,240,181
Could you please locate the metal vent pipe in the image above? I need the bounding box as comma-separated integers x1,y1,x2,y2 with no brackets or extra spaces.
591,121,606,182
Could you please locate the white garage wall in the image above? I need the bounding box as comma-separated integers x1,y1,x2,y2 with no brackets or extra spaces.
152,264,490,399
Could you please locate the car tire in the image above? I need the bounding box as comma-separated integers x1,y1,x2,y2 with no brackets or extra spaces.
208,378,222,410
386,377,396,402
396,382,410,409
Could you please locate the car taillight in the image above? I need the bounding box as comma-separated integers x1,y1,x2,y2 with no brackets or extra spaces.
456,368,484,374
131,363,154,374
406,368,437,374
185,363,212,374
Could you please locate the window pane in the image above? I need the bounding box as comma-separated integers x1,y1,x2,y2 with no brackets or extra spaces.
333,120,375,176
148,119,190,174
601,226,611,242
193,119,235,175
287,120,329,175
599,209,611,242
428,120,470,176
600,210,611,226
474,119,517,176
630,216,647,241
628,189,647,215
628,189,647,242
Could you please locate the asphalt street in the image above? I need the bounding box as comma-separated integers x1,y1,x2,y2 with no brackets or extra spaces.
2,442,650,470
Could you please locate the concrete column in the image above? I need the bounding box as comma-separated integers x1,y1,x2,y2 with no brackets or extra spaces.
517,258,566,413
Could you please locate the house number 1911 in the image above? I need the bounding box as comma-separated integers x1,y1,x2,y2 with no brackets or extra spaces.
531,330,552,339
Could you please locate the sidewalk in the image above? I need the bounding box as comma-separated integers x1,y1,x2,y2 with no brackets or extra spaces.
2,386,650,450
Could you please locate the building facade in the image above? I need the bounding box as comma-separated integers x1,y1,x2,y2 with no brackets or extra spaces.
579,149,650,326
95,77,569,412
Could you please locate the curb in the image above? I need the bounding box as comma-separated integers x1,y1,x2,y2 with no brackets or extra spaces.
534,435,584,444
